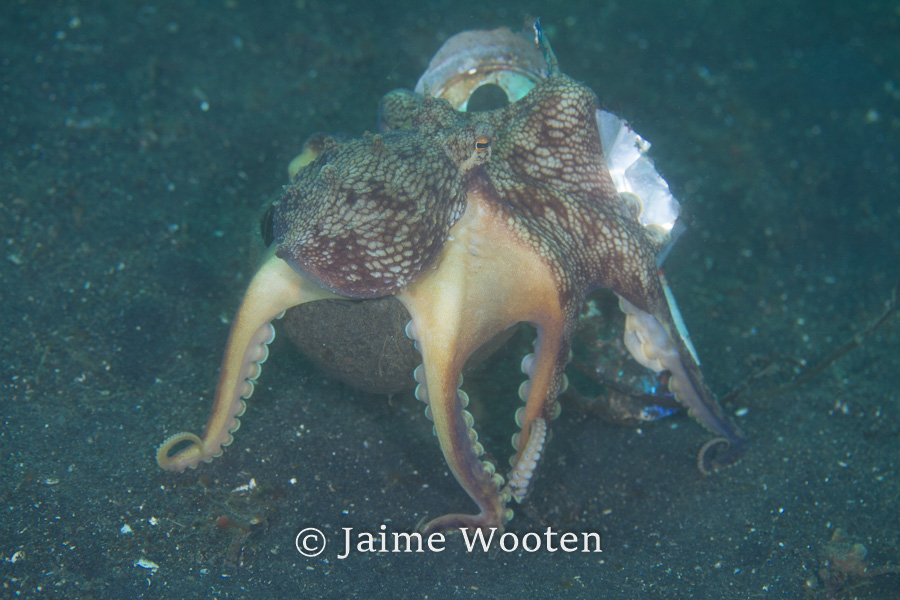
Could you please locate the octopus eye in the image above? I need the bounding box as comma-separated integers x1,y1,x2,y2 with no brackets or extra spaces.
474,136,490,152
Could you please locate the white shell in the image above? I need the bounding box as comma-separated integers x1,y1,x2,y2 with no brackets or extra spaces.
597,109,680,233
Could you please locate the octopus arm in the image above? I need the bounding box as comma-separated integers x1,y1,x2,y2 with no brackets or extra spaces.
397,185,568,532
157,249,340,471
620,288,747,473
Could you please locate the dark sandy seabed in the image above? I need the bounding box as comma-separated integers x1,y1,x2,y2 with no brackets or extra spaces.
2,1,899,598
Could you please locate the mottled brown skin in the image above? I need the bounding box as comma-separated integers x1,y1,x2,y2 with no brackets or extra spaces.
157,68,746,533
272,110,491,298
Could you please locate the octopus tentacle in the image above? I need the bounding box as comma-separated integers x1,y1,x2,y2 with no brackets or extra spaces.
157,250,339,471
618,283,747,472
504,418,547,503
509,316,567,449
401,306,507,533
697,437,733,476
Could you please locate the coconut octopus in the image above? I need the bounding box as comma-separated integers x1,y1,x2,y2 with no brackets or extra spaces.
156,23,747,533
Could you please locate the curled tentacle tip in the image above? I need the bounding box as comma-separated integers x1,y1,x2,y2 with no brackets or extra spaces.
420,513,500,535
697,436,748,476
156,431,205,471
413,515,430,533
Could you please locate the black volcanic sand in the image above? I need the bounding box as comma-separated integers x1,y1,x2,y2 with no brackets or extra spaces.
2,1,898,598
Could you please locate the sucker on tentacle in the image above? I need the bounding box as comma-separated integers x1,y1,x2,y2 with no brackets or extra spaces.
503,418,547,503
